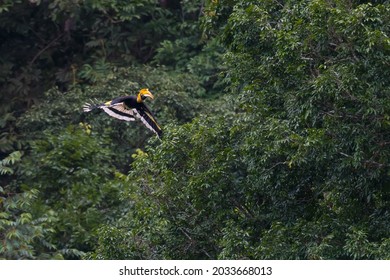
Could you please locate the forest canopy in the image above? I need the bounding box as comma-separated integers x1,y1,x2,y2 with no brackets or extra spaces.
1,0,390,260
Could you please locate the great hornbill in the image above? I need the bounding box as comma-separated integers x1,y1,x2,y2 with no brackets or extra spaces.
83,88,162,138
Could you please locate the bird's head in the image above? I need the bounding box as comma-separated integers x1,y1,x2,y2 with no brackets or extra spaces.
137,88,154,103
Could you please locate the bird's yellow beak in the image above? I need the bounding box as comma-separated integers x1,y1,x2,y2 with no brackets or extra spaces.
138,88,154,102
143,91,154,100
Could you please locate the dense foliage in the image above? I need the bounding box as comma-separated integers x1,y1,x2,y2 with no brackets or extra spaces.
1,0,389,260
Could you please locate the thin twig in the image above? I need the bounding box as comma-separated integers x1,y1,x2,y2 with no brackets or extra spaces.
29,33,64,66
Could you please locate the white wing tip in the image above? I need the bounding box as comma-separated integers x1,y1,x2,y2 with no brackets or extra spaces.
83,103,94,112
83,99,101,112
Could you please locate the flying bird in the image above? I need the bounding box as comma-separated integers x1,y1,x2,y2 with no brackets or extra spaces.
83,88,162,137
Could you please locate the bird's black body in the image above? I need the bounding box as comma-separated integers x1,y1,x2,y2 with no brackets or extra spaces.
83,89,162,138
112,95,137,107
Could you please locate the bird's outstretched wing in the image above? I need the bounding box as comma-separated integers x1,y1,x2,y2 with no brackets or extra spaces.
102,104,136,122
83,100,136,122
133,104,162,138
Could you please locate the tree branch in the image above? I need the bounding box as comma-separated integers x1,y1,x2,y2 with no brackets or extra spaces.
29,33,64,66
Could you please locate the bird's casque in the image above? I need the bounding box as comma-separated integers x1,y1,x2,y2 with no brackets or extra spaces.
83,88,162,137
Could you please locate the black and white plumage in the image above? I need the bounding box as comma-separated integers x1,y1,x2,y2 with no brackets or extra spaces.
83,88,162,138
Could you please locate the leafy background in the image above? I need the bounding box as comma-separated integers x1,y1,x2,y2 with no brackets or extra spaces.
1,0,389,259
